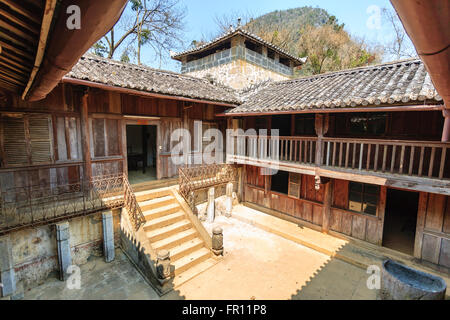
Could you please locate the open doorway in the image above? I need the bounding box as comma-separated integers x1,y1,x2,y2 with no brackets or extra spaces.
382,188,419,255
126,124,157,185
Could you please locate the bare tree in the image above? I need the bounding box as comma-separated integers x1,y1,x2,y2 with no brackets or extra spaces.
381,7,416,60
92,0,186,65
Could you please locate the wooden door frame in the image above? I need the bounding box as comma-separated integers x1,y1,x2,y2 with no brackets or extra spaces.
122,118,160,181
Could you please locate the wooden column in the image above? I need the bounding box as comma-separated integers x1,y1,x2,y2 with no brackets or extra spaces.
441,109,450,142
80,90,92,181
414,192,428,259
321,179,333,233
315,114,329,166
376,186,387,246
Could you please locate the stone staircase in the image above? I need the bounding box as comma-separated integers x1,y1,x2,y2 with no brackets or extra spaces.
134,187,217,283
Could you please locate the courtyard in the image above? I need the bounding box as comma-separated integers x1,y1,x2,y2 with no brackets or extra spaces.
22,215,376,300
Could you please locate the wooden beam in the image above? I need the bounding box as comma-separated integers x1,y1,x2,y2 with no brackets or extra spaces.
414,192,428,259
217,105,445,117
0,38,34,60
80,91,92,181
0,0,41,24
376,186,387,246
22,0,58,100
0,7,40,34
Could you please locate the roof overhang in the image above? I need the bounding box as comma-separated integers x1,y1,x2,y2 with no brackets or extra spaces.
62,76,239,108
217,104,445,117
391,0,450,109
0,0,127,101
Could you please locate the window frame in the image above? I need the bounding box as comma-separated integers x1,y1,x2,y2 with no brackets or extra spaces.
348,182,379,216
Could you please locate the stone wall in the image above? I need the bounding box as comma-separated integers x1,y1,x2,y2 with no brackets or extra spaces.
182,46,292,90
9,211,120,290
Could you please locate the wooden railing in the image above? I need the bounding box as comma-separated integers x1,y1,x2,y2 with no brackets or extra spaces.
0,174,145,235
230,135,449,180
321,138,449,179
179,164,237,213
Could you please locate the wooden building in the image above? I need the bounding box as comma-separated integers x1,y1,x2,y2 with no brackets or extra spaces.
0,2,449,295
223,59,449,270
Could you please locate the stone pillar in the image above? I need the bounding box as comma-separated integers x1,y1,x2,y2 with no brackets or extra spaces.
225,182,233,218
102,211,115,263
0,235,16,297
55,222,72,281
212,227,224,256
207,187,215,223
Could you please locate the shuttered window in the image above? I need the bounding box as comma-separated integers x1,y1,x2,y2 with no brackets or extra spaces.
1,115,53,167
288,173,301,198
2,118,28,166
29,117,52,164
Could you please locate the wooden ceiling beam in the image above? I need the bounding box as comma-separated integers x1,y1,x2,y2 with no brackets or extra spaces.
0,38,34,60
0,54,32,72
0,7,40,34
0,60,27,77
0,19,38,45
0,70,26,85
0,0,41,24
22,0,58,100
0,78,18,92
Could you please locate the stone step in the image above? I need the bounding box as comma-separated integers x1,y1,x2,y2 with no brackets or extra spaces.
173,247,211,276
135,187,172,202
143,211,185,231
153,228,198,251
146,219,192,242
169,238,204,262
139,195,176,211
173,258,218,288
143,203,180,221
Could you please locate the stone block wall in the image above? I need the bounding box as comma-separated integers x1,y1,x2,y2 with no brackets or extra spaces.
181,46,292,90
8,211,120,290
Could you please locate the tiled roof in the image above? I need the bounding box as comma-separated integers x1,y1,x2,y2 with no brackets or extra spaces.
65,54,240,105
227,58,443,114
171,27,307,66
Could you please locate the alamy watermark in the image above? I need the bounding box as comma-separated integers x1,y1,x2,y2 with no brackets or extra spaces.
66,5,81,30
170,120,280,175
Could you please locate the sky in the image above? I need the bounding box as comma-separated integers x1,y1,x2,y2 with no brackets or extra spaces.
118,0,412,71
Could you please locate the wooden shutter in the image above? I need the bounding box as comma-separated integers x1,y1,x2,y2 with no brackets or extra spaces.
2,117,28,166
29,117,53,164
288,172,301,198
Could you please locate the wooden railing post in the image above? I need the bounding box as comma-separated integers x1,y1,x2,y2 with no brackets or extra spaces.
315,114,329,166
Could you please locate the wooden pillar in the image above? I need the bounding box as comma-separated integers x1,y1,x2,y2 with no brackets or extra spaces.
315,114,329,166
441,109,450,142
377,186,387,246
414,192,428,259
80,90,92,181
321,179,333,233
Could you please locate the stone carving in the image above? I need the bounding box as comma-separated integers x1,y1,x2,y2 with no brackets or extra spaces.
212,227,223,256
156,250,171,280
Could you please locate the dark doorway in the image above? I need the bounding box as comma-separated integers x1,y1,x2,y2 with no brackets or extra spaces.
382,189,419,255
126,125,157,185
271,115,292,136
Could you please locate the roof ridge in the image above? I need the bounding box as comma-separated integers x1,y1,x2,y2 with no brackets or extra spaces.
171,26,306,65
274,57,422,85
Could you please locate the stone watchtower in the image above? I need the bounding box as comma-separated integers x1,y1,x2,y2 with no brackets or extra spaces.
171,26,306,90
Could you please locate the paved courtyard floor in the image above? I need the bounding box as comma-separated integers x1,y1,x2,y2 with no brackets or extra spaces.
23,216,376,300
